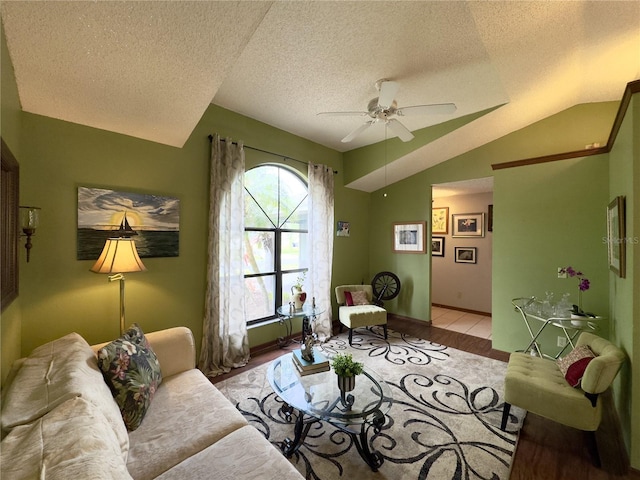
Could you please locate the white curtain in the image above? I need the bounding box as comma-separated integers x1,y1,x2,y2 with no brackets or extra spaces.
199,135,250,377
307,162,334,342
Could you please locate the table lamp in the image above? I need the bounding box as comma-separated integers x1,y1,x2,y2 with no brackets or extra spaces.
91,237,147,334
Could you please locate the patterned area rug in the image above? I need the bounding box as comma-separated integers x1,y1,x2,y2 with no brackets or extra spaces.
216,326,524,480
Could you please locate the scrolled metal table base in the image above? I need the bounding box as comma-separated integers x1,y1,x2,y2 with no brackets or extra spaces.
279,402,386,472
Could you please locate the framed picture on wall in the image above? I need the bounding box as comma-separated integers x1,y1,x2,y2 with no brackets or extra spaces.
432,207,449,234
454,247,477,264
607,196,626,278
77,187,180,260
431,236,445,257
393,221,426,253
452,213,485,237
337,220,350,237
488,205,493,232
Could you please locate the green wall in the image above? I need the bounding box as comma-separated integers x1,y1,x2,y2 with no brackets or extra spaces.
11,105,370,357
608,93,639,468
492,155,610,354
363,102,619,323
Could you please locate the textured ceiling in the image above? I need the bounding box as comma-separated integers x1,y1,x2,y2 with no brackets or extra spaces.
2,1,639,192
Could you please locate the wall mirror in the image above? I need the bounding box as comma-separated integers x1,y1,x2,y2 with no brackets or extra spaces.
1,138,19,311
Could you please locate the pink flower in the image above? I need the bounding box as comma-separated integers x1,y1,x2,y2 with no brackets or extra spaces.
560,266,590,291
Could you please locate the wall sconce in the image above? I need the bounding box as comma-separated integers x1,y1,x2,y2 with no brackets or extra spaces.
19,206,41,262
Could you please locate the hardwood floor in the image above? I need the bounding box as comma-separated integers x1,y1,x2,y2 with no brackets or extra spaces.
211,316,639,480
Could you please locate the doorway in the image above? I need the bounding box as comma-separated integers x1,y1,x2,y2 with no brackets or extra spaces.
431,178,493,337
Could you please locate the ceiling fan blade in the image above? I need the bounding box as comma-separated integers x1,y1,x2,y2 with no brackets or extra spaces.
397,103,457,116
317,111,368,117
341,121,374,143
377,80,399,108
387,119,414,142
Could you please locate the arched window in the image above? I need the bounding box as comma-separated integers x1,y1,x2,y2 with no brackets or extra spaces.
244,165,308,325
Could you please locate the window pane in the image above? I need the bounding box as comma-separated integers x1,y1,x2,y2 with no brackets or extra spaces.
278,169,308,230
245,274,274,322
281,232,308,270
245,166,280,227
244,231,275,275
244,165,309,325
245,193,273,229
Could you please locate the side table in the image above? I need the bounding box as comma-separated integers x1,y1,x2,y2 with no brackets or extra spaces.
276,304,324,347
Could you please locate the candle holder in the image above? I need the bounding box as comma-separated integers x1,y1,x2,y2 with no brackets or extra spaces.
19,206,41,262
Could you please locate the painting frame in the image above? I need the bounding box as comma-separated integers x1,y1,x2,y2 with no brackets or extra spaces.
454,247,477,264
452,212,485,237
393,221,426,254
607,196,626,278
337,220,350,237
77,186,180,260
1,138,19,311
431,236,445,257
431,207,449,234
488,205,493,232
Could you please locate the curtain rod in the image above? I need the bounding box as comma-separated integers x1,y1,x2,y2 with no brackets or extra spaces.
208,134,337,174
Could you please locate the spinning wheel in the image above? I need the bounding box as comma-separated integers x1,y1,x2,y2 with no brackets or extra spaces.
371,271,401,306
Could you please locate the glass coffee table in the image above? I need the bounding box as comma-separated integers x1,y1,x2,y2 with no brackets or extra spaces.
266,352,392,471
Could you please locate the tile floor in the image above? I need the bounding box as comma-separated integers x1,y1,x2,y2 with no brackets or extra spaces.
431,305,492,340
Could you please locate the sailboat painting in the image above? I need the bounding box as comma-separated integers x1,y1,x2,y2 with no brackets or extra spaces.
77,187,180,260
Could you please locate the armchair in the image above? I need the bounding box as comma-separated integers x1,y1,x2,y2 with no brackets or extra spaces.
501,332,625,433
335,285,387,346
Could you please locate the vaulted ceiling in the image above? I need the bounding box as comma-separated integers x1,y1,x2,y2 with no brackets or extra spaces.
2,1,639,191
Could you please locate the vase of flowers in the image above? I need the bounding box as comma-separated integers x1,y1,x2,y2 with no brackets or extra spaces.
559,266,590,311
290,271,307,310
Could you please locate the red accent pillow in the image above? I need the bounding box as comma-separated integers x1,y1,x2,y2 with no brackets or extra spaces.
344,291,354,306
556,345,595,387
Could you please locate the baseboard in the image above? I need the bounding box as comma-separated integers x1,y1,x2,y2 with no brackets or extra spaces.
432,303,491,317
387,312,432,327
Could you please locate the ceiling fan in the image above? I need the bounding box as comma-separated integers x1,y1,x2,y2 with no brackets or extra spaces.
317,79,456,143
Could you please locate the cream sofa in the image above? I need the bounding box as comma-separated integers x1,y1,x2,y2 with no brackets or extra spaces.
1,327,304,480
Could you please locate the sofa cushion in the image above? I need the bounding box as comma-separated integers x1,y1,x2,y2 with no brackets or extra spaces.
98,324,163,431
1,332,129,459
556,344,595,387
155,425,303,480
0,396,132,479
126,368,249,480
339,304,387,329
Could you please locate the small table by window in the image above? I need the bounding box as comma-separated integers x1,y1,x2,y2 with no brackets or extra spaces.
276,304,325,347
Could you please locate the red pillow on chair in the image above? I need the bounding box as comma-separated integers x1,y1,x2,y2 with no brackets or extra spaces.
344,291,354,306
556,345,595,387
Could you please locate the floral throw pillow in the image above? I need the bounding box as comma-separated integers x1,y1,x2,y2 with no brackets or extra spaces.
97,324,162,431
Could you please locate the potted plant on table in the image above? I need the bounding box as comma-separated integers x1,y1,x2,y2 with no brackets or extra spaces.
331,353,364,393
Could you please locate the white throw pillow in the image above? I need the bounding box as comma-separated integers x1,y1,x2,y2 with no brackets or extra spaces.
0,396,132,479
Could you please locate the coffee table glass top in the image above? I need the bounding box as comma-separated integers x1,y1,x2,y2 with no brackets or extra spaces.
267,352,392,426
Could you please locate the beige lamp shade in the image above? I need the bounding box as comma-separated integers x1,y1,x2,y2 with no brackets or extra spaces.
91,238,147,274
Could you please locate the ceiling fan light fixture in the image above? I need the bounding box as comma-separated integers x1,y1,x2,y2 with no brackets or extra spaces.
319,78,456,144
